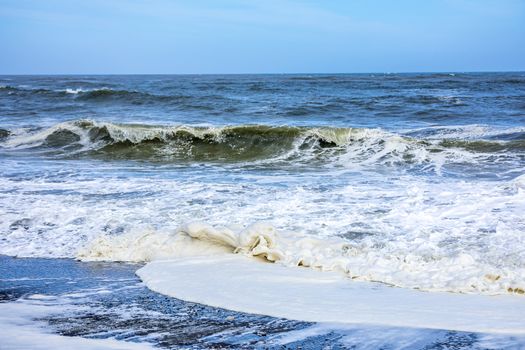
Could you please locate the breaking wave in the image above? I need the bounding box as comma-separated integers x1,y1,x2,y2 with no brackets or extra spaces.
1,120,524,173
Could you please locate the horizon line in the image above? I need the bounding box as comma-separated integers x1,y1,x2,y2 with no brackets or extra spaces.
1,70,524,76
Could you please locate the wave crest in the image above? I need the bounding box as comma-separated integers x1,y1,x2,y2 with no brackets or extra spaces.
1,120,524,174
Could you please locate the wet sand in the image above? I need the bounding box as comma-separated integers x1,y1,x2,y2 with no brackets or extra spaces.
2,255,524,349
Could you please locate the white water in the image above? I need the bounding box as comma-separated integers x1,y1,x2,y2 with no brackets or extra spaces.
2,120,525,337
2,120,524,175
79,218,525,295
2,158,525,295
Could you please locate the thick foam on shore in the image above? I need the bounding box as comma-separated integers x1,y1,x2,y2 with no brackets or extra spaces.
78,222,525,295
79,216,525,333
136,255,525,334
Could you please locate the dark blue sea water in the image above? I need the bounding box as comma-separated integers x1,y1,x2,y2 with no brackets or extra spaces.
1,73,524,129
1,73,525,348
1,73,524,175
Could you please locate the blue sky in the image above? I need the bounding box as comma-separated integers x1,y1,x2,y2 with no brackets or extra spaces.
1,0,524,74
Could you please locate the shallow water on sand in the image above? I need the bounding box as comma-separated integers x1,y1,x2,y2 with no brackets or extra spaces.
2,256,524,349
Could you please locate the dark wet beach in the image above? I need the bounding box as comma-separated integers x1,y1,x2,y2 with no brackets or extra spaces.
2,255,523,349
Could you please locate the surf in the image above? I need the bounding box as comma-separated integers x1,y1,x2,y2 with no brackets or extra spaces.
78,221,525,296
1,120,524,178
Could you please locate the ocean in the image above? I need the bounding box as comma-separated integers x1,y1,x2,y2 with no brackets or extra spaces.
1,73,525,349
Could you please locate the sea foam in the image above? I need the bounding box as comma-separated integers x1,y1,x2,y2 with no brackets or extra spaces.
136,255,525,334
79,221,525,295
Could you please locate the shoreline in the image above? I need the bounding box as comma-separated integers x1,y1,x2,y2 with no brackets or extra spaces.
137,254,525,334
2,255,525,349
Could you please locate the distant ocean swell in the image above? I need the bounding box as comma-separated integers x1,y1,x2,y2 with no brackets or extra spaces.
0,85,205,104
3,84,524,111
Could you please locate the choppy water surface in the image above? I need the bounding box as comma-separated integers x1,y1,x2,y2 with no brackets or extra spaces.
1,73,525,347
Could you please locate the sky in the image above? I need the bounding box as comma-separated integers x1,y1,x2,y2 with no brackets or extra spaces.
0,0,524,74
